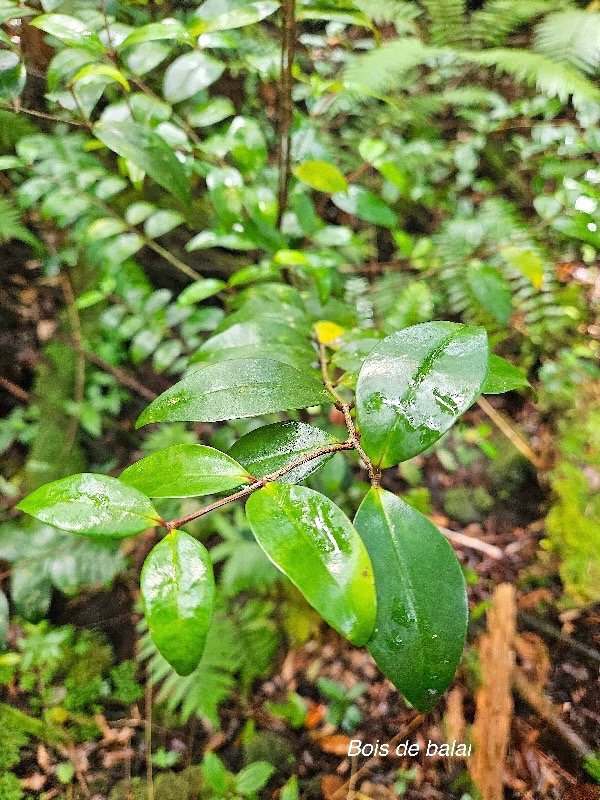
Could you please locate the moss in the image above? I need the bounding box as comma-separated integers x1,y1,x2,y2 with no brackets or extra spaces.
443,486,493,524
243,731,295,773
109,767,202,800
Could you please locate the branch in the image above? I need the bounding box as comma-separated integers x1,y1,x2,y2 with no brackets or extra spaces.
276,0,296,228
166,439,355,530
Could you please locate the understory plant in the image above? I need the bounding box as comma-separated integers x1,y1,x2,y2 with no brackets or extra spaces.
16,320,526,711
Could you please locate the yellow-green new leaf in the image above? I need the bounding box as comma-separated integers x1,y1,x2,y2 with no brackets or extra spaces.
16,474,161,538
294,160,348,194
120,444,252,498
245,484,376,645
141,530,215,676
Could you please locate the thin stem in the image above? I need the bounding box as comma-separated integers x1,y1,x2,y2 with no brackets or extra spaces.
276,0,296,228
166,440,354,531
318,341,379,485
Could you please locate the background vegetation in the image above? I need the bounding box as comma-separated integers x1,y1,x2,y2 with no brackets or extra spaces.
1,0,599,798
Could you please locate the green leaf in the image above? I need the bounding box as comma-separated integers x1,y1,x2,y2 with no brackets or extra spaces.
141,530,215,676
118,19,192,49
235,762,275,795
0,52,25,101
245,484,376,644
500,246,545,289
16,474,161,538
136,358,330,427
201,752,229,793
120,444,251,498
94,121,191,205
466,264,512,325
0,589,8,650
177,279,225,305
332,184,397,227
229,421,338,484
72,63,130,91
193,0,279,33
163,51,224,103
294,160,348,194
30,14,103,51
483,355,531,394
354,488,467,711
356,322,488,467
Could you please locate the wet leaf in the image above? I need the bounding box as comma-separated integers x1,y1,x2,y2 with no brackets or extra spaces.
229,421,338,483
163,51,224,103
120,444,252,497
141,530,215,675
354,488,467,711
193,0,279,33
245,484,376,644
332,184,397,227
17,474,161,537
356,322,488,467
136,358,330,426
483,355,531,394
94,121,191,204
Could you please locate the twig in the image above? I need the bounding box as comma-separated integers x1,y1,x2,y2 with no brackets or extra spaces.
276,0,296,228
518,611,600,665
78,347,157,401
513,666,594,758
167,439,354,530
59,273,86,455
0,375,29,402
145,679,154,800
318,341,378,485
0,102,88,127
437,526,504,559
476,396,542,470
330,714,425,799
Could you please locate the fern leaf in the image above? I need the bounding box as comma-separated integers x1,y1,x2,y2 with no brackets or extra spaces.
422,0,466,46
0,197,41,252
534,10,600,76
344,37,441,95
470,0,569,47
352,0,421,33
460,48,600,108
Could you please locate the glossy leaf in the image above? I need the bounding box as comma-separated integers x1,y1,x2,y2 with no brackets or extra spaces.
120,444,251,497
483,355,531,394
141,530,215,675
136,358,330,427
332,184,397,227
16,473,161,538
356,322,489,467
193,0,279,32
0,51,25,100
163,51,224,103
245,484,376,644
94,121,191,204
354,488,467,711
177,279,225,305
198,321,315,358
72,63,130,91
118,19,192,49
294,160,348,194
30,14,103,50
229,421,338,484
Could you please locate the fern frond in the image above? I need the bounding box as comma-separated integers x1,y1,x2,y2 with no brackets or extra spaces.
460,48,600,108
344,37,441,95
422,0,466,46
534,10,600,76
353,0,421,33
470,1,569,47
0,197,41,251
